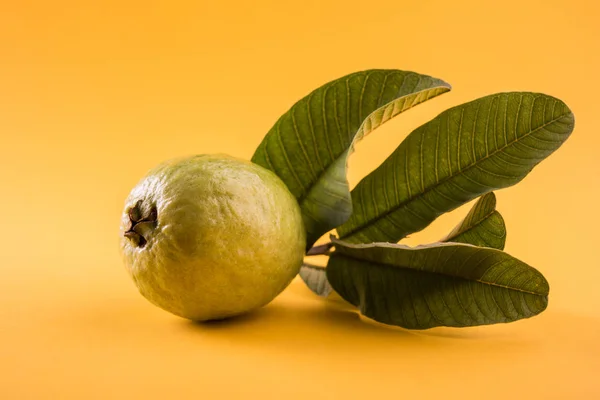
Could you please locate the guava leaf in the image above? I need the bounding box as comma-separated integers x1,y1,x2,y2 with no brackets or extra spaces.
336,92,574,243
298,263,332,297
441,192,506,250
326,238,549,329
252,70,451,248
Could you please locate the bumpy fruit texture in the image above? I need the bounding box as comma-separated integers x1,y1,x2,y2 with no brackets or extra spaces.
119,154,306,321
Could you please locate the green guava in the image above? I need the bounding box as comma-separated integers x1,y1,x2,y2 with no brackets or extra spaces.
119,154,306,321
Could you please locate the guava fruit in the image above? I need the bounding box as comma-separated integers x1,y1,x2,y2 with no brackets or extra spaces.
119,154,306,321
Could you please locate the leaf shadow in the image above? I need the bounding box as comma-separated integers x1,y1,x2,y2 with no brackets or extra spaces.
184,299,410,352
180,281,507,355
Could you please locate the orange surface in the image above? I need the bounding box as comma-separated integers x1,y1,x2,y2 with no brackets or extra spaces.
1,1,599,398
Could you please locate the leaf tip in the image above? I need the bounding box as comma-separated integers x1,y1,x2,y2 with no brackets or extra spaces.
430,78,452,94
440,80,452,91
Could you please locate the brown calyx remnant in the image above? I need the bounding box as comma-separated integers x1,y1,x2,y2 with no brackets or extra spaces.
124,200,158,248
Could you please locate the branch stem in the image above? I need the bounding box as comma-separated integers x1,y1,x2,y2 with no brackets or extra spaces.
306,242,333,256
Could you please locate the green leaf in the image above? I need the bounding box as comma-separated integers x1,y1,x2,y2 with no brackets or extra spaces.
326,238,549,329
252,70,451,248
336,92,574,244
441,192,506,250
298,263,332,297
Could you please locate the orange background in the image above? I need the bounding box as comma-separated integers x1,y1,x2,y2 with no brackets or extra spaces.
1,1,599,398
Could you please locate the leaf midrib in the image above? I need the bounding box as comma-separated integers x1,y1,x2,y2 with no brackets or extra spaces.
340,108,572,239
331,251,547,296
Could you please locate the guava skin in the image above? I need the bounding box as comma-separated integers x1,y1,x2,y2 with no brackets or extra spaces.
119,154,306,321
